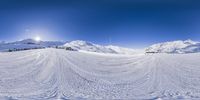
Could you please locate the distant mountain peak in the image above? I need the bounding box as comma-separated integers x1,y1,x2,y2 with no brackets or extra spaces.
13,38,40,44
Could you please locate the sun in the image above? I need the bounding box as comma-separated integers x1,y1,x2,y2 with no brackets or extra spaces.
34,36,41,41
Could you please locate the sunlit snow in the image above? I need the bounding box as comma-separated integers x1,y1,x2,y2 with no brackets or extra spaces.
0,40,200,99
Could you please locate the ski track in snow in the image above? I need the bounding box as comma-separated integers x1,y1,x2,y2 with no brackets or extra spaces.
0,48,200,99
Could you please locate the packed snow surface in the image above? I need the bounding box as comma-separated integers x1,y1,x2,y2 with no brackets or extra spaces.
146,39,200,53
0,48,200,99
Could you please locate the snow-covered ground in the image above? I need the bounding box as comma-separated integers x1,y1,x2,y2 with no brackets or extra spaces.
0,48,200,99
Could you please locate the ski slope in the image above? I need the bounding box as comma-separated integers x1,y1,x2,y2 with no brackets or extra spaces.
0,48,200,99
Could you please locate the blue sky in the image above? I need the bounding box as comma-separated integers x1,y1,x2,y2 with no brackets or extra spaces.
0,0,200,48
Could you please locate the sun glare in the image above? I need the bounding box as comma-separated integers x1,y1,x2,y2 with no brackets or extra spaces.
35,36,41,41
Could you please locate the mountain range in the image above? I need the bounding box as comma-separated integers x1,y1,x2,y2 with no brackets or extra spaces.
1,39,200,54
0,39,140,54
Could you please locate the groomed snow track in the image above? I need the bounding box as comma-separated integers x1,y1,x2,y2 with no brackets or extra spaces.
0,48,200,99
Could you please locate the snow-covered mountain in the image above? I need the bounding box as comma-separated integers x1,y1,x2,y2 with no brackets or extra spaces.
0,39,140,54
63,40,140,54
106,45,144,55
146,39,200,53
0,41,6,45
13,39,40,44
12,39,65,46
63,40,117,53
0,39,65,52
